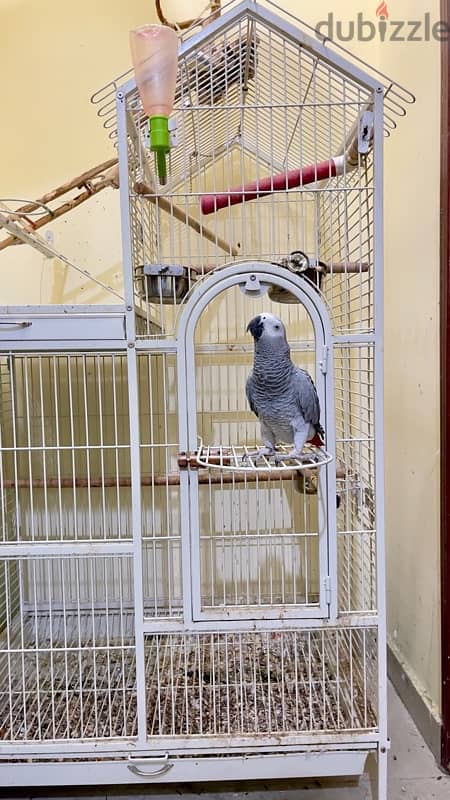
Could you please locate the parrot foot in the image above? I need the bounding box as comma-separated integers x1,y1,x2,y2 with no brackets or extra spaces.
273,449,307,464
241,447,276,464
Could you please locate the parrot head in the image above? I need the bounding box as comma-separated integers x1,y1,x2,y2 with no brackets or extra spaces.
246,313,286,342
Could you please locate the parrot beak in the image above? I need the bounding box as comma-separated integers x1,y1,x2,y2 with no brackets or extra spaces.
246,315,264,340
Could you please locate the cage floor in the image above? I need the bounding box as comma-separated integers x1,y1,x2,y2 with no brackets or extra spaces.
0,623,377,742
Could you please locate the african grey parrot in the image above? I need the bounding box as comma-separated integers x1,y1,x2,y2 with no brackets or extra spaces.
245,312,324,461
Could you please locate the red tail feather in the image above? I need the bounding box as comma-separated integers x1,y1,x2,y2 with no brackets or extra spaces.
308,432,324,447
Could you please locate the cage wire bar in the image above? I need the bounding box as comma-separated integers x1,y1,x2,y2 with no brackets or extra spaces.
0,0,410,793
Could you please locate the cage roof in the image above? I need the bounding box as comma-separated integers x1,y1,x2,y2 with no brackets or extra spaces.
92,0,414,185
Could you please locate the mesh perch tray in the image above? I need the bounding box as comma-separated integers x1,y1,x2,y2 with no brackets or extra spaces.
194,441,333,472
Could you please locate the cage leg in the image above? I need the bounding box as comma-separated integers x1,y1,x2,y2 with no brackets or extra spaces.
374,745,388,800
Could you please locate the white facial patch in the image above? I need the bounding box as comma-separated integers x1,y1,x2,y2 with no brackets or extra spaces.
261,314,285,337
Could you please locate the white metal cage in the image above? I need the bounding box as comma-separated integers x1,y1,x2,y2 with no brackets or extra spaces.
0,0,413,794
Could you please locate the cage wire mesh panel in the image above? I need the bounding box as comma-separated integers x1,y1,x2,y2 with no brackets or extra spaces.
335,343,376,615
192,291,323,613
138,351,183,619
144,628,378,738
0,354,137,742
319,160,374,335
0,357,14,546
118,2,379,340
0,354,132,543
0,555,136,742
0,0,414,788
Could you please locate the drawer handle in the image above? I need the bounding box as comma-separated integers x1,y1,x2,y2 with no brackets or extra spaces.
127,753,173,778
0,320,32,329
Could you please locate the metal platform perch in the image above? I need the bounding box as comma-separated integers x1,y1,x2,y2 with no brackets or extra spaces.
190,442,334,471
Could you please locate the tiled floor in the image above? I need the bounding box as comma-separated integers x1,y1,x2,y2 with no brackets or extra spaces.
1,684,449,800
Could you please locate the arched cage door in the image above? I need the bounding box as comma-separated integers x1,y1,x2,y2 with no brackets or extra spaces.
177,263,337,627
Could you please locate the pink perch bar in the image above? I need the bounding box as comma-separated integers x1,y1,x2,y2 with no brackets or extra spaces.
200,155,345,215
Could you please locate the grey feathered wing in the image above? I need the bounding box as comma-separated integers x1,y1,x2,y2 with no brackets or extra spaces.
292,367,324,439
245,372,259,417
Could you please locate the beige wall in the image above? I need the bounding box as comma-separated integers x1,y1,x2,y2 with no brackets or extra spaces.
1,0,160,304
0,0,442,715
378,0,441,718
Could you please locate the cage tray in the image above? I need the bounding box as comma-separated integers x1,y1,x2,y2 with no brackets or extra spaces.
195,443,333,472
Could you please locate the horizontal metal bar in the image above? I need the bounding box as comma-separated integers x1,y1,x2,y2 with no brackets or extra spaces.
1,445,130,453
0,542,134,557
0,304,127,314
135,340,178,352
194,340,316,353
0,340,130,353
0,737,379,757
333,334,376,344
141,616,379,633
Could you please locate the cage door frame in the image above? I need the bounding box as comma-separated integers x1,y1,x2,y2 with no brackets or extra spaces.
177,262,337,628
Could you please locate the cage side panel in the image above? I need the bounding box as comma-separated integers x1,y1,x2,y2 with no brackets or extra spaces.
0,555,136,742
0,357,16,547
0,355,132,543
319,159,374,334
0,357,19,637
138,353,183,619
334,344,376,614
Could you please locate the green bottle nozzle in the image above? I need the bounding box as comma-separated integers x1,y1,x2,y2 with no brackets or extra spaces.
149,115,170,185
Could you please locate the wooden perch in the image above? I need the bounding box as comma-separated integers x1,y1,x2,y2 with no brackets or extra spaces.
200,260,369,275
2,461,346,490
134,180,238,257
295,460,347,495
322,262,369,273
1,471,309,489
0,156,239,258
3,158,118,217
178,449,231,468
0,158,118,252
